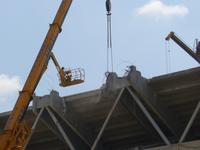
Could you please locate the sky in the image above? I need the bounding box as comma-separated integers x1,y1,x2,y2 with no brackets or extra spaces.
0,0,199,112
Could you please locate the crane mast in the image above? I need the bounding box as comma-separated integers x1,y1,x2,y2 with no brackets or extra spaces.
165,31,200,64
0,0,73,149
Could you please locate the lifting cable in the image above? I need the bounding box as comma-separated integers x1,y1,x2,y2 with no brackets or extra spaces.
165,41,171,73
106,0,114,72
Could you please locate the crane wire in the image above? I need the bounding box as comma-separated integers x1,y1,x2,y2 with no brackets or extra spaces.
165,41,171,73
107,14,109,72
106,0,114,72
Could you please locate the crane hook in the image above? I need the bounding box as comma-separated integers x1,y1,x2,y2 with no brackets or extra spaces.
106,0,111,15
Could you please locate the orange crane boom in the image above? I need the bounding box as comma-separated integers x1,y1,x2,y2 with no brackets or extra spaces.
0,0,73,149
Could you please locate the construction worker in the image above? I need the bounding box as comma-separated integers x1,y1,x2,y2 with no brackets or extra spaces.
65,69,72,81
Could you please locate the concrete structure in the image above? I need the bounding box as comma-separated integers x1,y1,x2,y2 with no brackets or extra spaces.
0,66,200,150
146,140,200,150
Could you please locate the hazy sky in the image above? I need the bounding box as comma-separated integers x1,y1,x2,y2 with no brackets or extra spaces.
0,0,199,112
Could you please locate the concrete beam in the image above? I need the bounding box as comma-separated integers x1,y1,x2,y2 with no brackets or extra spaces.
119,89,161,142
24,108,44,149
179,101,200,143
127,66,182,137
48,107,91,150
91,88,125,150
39,107,67,144
145,140,200,150
46,107,76,150
32,91,92,149
126,87,171,145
